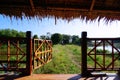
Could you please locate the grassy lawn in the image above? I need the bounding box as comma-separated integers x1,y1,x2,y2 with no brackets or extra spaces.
34,44,120,74
34,44,81,74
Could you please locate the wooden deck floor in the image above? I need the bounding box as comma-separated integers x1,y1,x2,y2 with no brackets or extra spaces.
0,73,120,80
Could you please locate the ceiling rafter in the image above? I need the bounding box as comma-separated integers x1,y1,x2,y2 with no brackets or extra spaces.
41,0,47,8
90,0,95,11
29,0,35,12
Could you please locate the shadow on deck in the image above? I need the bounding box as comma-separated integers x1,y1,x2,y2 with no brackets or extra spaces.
0,73,120,80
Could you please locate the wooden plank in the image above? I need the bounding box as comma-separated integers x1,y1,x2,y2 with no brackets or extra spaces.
15,74,82,80
14,73,119,80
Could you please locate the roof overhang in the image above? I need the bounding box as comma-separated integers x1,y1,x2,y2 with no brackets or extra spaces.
0,0,120,21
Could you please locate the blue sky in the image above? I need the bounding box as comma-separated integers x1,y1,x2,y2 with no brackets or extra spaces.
0,15,120,38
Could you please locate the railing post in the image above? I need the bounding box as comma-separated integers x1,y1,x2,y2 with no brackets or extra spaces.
26,31,32,75
81,32,90,76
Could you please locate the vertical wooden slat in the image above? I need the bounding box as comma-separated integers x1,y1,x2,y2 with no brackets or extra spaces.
95,40,96,68
39,40,41,66
51,41,52,60
45,40,48,62
7,40,10,69
16,41,19,69
44,40,46,62
40,40,43,65
103,40,105,69
81,32,90,76
112,40,114,69
26,31,32,75
33,39,35,69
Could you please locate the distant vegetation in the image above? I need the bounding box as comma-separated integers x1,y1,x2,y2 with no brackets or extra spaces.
50,33,81,45
0,29,26,37
0,29,81,46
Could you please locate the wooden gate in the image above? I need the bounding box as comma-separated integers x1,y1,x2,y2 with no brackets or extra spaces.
81,32,120,76
33,39,52,69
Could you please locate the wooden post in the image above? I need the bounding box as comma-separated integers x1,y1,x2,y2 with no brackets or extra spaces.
81,32,90,76
26,31,32,75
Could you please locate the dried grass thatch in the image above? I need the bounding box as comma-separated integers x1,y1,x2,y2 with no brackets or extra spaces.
0,0,120,22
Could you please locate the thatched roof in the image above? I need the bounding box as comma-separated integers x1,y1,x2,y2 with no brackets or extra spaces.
0,0,120,21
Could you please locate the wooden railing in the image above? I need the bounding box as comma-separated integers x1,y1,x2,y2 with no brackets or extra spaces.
0,31,52,75
81,32,120,76
0,37,26,70
0,31,32,75
87,38,120,71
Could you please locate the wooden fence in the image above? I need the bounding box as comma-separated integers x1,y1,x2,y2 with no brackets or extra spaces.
81,32,120,76
0,31,52,75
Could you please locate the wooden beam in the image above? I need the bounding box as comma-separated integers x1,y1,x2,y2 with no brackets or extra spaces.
90,0,95,11
29,0,35,12
46,7,120,14
26,31,32,75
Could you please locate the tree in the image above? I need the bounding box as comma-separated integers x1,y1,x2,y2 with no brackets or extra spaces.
46,32,51,40
62,34,71,44
33,34,38,39
40,35,46,39
72,35,80,45
0,29,25,37
17,31,26,37
51,33,62,45
0,29,12,37
11,29,18,37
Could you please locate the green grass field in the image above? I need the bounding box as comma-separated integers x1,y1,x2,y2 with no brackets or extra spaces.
34,44,120,74
34,44,81,74
1,44,120,74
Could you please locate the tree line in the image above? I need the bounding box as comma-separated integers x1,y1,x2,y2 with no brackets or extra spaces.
36,33,81,45
0,29,26,37
0,29,81,45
